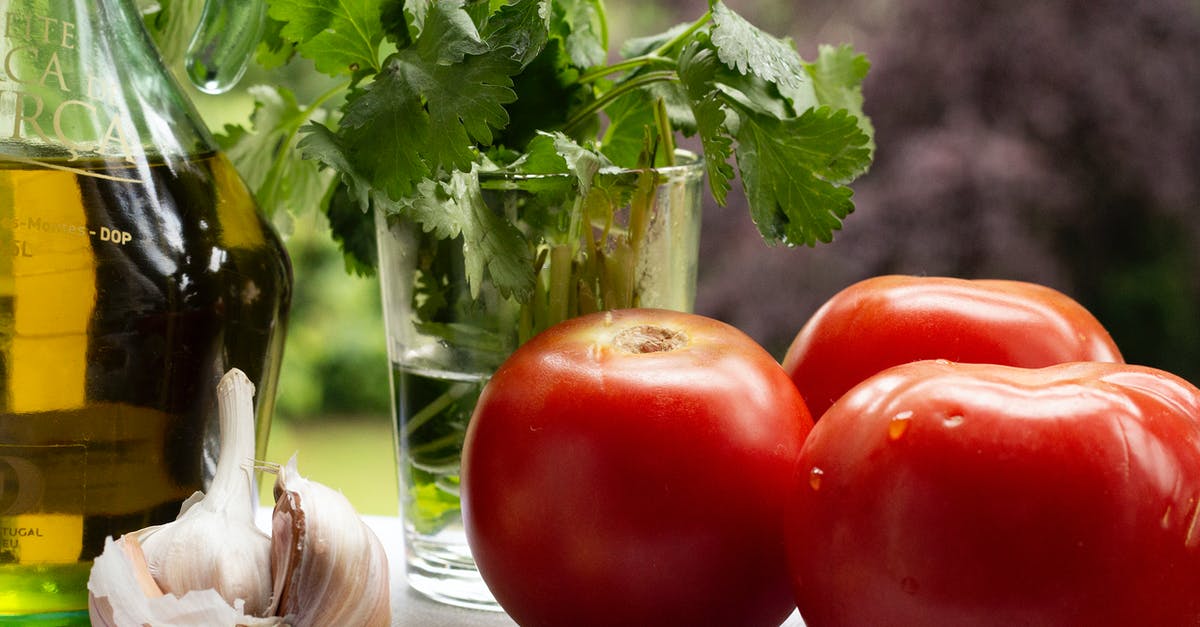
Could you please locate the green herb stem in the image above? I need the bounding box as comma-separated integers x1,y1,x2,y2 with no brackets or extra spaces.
563,70,679,136
653,97,676,166
577,54,674,84
572,11,710,86
259,79,351,212
548,245,573,326
404,382,474,436
410,431,465,457
653,11,713,57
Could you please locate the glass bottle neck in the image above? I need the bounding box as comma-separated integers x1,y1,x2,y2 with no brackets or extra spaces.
0,0,216,164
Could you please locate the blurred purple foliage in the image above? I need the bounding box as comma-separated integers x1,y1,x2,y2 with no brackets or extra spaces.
691,0,1200,382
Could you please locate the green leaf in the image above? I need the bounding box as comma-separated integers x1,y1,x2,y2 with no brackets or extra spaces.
806,44,875,154
676,40,740,205
481,0,551,67
600,89,657,168
548,131,607,195
390,45,520,173
325,181,379,275
618,22,690,58
732,105,871,246
495,38,583,151
331,0,521,182
216,85,334,221
394,172,535,300
709,1,807,92
508,132,569,173
691,94,735,205
552,0,607,68
381,0,414,47
256,14,296,69
336,70,433,201
268,0,391,76
414,0,489,64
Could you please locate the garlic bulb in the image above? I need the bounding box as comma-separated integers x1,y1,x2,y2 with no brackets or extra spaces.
88,368,392,626
88,534,281,627
270,455,391,627
134,369,274,614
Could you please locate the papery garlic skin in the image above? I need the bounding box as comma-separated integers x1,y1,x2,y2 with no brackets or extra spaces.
270,456,391,627
87,535,282,627
136,369,274,615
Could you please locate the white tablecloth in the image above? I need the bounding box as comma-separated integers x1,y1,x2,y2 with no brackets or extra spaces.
359,516,807,626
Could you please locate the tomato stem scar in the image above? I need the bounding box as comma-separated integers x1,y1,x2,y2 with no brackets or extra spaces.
614,324,688,353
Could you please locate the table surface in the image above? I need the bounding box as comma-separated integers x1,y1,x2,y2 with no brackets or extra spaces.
365,516,807,627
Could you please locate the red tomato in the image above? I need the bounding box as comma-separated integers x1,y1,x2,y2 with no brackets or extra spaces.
781,275,1123,419
786,360,1200,626
461,309,813,627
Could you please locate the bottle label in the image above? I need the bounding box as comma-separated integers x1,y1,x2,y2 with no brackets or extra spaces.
0,445,85,564
0,8,141,174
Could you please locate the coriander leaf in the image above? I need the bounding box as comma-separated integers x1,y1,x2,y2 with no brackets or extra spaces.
268,0,390,76
296,122,365,203
600,90,658,168
510,132,569,173
676,40,745,204
326,181,379,275
403,0,431,35
481,0,551,67
618,22,690,58
414,0,489,64
678,36,789,127
463,0,493,30
215,85,334,221
552,0,608,68
497,38,586,150
381,0,413,47
319,0,522,207
336,69,433,201
490,133,575,200
806,44,875,154
256,14,295,69
395,172,535,300
691,94,735,205
709,1,807,92
549,131,607,196
732,105,871,246
391,46,520,173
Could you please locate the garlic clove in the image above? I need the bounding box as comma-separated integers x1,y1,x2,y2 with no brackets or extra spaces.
270,455,391,627
128,369,273,615
122,534,163,599
87,535,283,627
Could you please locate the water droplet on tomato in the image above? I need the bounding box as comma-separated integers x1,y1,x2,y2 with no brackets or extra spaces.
889,411,914,440
943,414,964,428
808,467,824,491
901,577,919,595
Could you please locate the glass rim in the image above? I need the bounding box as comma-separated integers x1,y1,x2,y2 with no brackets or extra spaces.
479,149,705,183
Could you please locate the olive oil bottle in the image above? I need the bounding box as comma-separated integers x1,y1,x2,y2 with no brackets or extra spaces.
0,0,291,619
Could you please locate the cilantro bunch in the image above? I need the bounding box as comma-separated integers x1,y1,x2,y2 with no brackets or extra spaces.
187,0,874,300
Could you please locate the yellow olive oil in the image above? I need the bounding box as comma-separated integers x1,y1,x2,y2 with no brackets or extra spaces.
0,153,290,616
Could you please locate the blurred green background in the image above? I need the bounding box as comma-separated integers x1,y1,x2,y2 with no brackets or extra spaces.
168,0,1200,515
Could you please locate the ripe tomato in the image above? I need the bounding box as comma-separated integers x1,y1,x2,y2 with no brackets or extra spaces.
781,275,1123,419
461,309,813,627
786,360,1200,626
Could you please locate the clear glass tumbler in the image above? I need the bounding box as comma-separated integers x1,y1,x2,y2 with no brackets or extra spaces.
375,155,705,609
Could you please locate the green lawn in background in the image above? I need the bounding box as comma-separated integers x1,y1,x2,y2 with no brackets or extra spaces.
258,414,399,517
